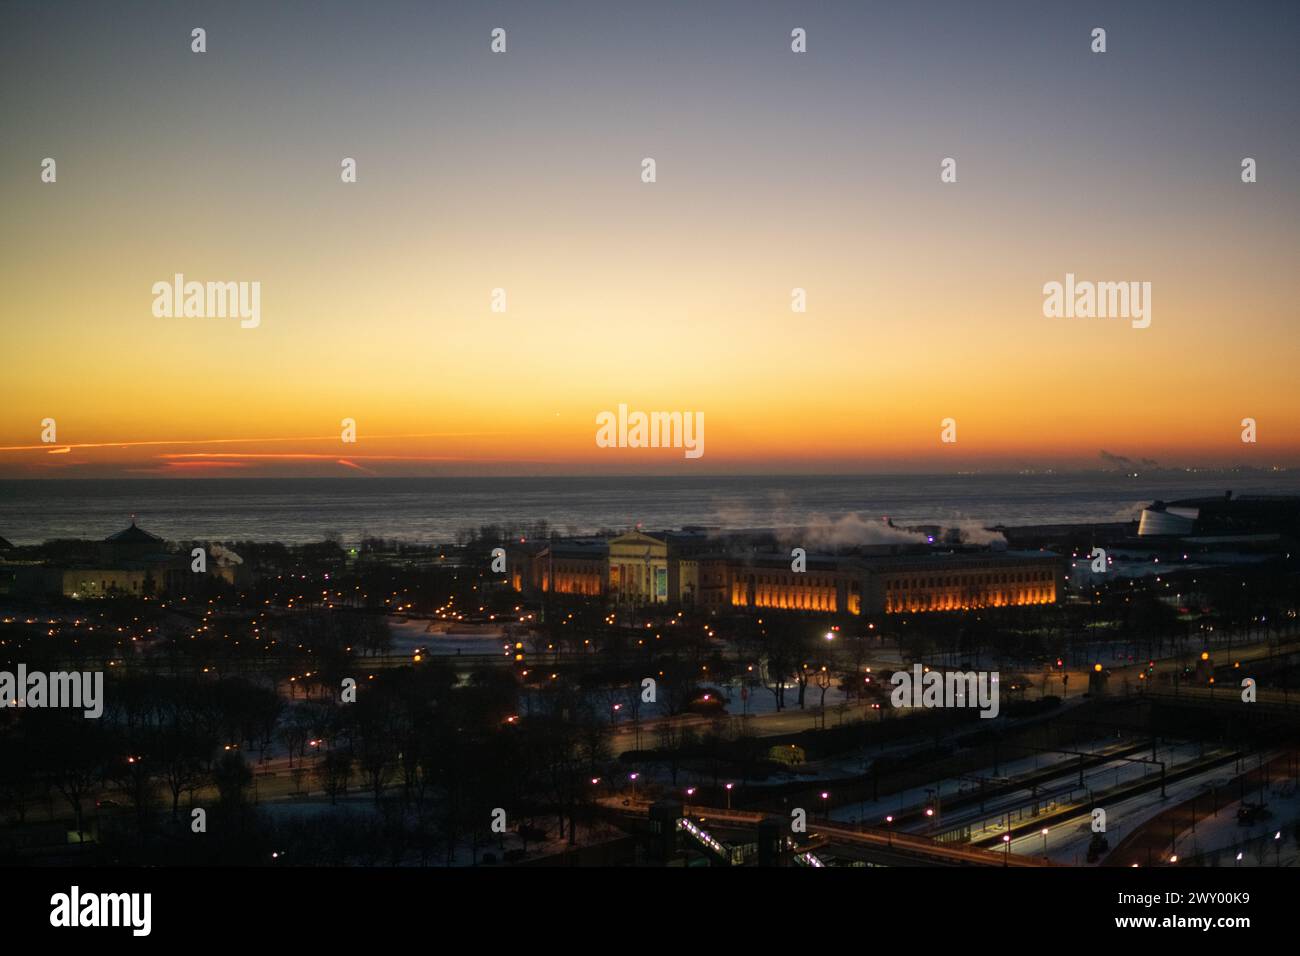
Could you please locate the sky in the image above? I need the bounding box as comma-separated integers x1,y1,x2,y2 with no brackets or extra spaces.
1,0,1298,477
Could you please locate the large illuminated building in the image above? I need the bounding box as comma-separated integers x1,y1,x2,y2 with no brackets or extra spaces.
508,527,1063,615
701,550,1060,615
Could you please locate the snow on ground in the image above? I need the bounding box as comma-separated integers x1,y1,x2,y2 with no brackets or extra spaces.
389,617,514,656
1164,777,1300,867
959,742,1210,838
823,737,1226,866
828,738,1131,828
1005,751,1290,865
256,792,627,866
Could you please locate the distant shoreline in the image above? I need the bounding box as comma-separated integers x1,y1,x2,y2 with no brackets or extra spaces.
4,472,1300,548
0,467,1292,484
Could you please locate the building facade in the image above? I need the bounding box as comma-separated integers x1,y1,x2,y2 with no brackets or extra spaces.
701,551,1061,615
705,555,862,614
1,522,245,599
861,552,1062,613
538,541,608,596
508,527,1063,616
607,531,669,604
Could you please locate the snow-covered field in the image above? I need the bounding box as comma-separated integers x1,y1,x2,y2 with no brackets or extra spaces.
389,617,514,655
1003,752,1299,866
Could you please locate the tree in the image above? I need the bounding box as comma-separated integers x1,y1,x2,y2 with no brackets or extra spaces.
33,714,113,843
213,751,253,808
152,722,214,820
318,750,353,805
361,615,393,657
0,729,49,824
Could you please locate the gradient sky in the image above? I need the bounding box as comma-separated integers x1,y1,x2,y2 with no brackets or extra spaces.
2,0,1298,477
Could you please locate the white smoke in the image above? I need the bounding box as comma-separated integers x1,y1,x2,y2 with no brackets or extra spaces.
795,513,927,550
949,520,1007,548
208,543,243,566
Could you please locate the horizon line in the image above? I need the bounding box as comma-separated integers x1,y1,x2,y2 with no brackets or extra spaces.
0,466,1292,483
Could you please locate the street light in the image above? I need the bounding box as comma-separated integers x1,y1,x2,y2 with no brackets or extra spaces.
725,782,734,810
1041,827,1049,855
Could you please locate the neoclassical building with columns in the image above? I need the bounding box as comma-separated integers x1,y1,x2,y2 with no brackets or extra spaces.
508,528,1063,616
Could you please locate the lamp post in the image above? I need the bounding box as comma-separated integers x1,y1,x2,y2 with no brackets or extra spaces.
925,787,940,831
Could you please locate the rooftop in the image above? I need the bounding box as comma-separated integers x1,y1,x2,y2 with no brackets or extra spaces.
104,521,164,544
